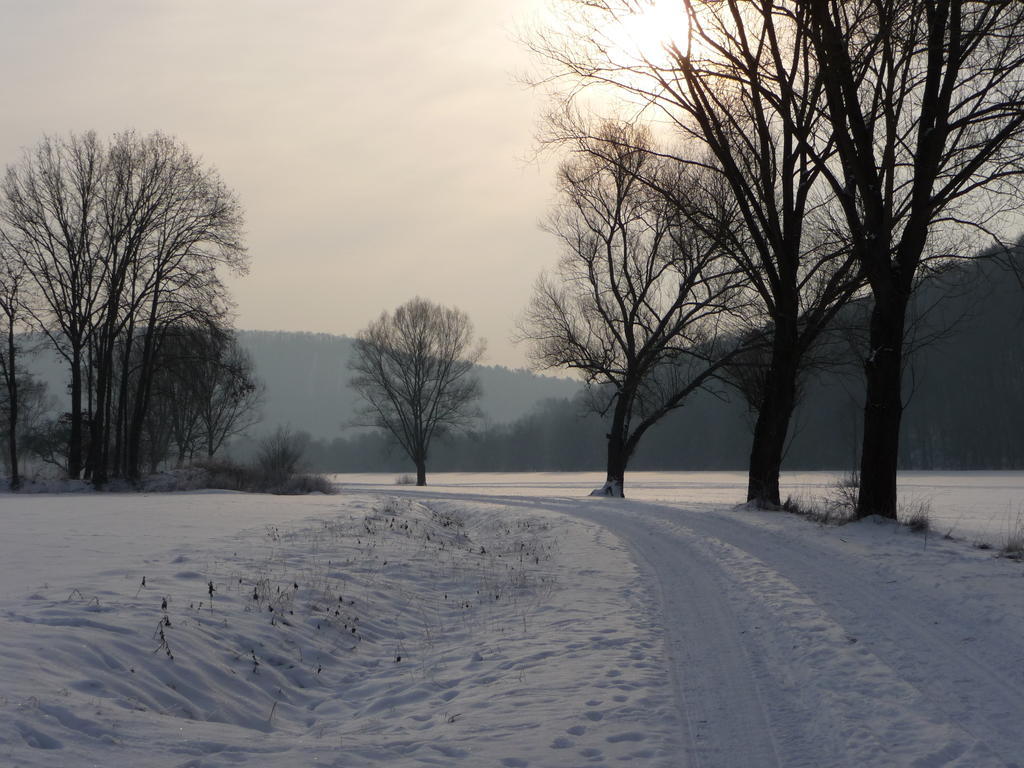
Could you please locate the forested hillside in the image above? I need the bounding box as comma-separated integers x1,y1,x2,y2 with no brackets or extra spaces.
297,258,1024,473
236,331,581,437
16,257,1023,474
16,331,582,443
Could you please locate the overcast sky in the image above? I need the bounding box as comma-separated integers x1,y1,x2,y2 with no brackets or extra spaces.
0,0,562,368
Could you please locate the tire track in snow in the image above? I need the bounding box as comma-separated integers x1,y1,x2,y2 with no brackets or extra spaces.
600,509,784,767
658,506,1024,767
588,502,1015,767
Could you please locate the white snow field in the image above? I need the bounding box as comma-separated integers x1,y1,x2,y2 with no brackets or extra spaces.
1,472,1022,767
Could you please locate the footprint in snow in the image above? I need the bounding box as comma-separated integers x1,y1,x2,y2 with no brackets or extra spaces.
606,731,645,743
15,721,62,750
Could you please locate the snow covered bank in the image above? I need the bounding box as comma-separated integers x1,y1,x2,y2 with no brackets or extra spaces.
3,475,1023,766
0,491,679,767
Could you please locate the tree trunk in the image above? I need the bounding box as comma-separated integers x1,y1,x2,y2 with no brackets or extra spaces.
112,333,134,479
87,339,113,486
126,299,160,480
605,436,627,497
68,348,83,479
415,457,427,486
746,326,800,507
5,324,19,490
604,398,630,498
856,292,907,519
5,416,16,490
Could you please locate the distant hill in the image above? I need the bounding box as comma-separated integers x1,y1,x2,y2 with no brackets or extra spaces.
20,255,1024,472
20,330,580,441
296,255,1024,473
236,331,579,439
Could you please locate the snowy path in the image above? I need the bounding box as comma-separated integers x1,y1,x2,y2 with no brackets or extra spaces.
580,501,1024,767
384,488,1024,767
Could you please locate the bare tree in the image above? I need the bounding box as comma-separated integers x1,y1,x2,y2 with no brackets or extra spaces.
530,0,864,507
1,133,105,478
255,426,308,489
530,0,1024,516
0,251,26,488
792,0,1024,518
350,298,484,486
1,131,247,483
519,125,747,496
148,327,208,467
191,331,263,460
99,132,246,481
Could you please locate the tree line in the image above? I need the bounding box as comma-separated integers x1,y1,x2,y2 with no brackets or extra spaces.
0,132,258,488
290,253,1024,475
517,0,1024,516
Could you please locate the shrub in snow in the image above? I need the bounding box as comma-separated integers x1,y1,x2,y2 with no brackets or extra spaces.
256,427,306,488
1002,512,1024,559
826,472,860,518
900,500,932,534
140,468,211,493
196,458,255,491
781,494,854,526
272,473,334,495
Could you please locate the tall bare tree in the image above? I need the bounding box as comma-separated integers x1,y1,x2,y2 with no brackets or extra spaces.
1,131,247,482
793,0,1024,517
193,332,263,460
1,133,104,478
520,125,747,496
110,133,246,480
531,0,863,506
0,250,26,488
350,298,484,486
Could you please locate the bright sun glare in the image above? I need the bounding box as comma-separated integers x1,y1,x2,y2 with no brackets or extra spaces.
606,0,690,66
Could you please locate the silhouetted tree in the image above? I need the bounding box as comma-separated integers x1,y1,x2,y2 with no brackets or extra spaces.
350,297,484,486
1,133,104,478
530,1,864,507
795,0,1024,517
93,133,244,481
147,328,208,467
0,253,26,488
520,125,747,496
256,426,308,489
531,0,1024,517
1,131,247,482
191,330,263,460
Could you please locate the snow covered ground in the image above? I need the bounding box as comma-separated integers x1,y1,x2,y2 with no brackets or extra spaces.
1,472,1022,766
336,470,1024,547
